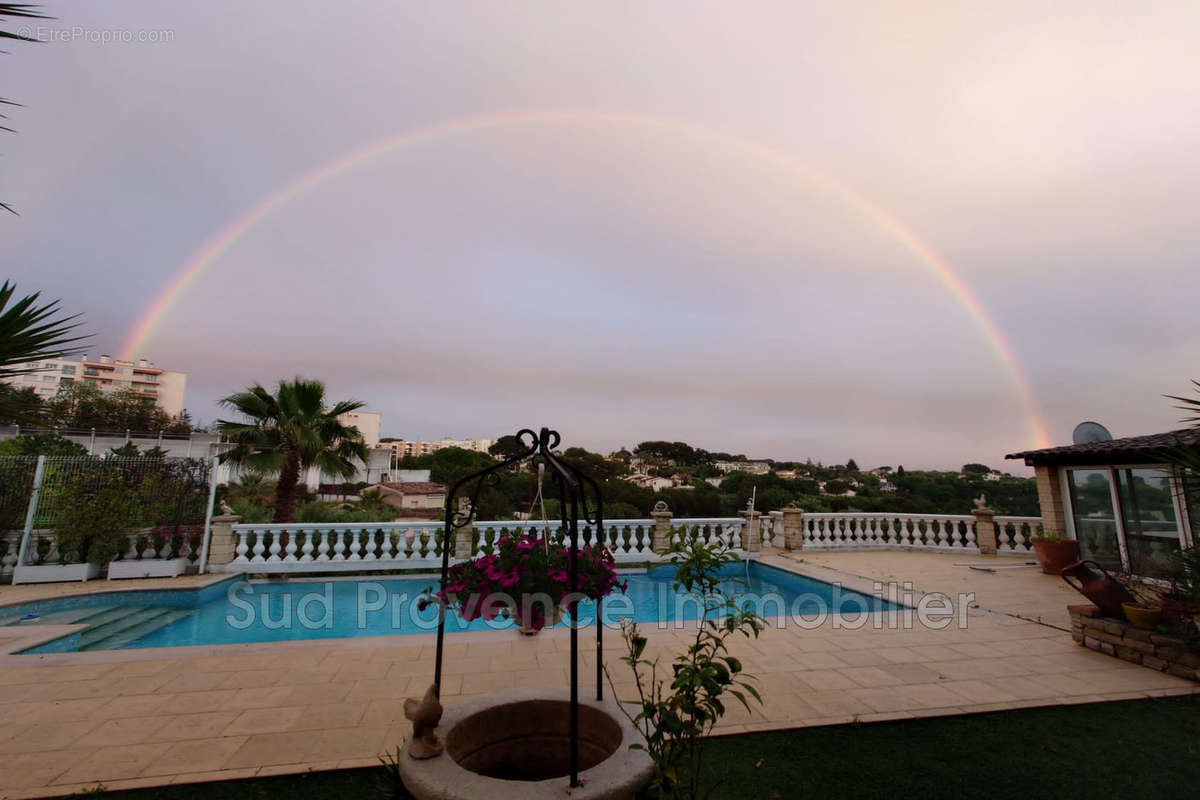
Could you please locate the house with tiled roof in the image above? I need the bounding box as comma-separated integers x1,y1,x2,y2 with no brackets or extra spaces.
364,481,448,515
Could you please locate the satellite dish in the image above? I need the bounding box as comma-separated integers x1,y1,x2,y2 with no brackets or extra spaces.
1072,421,1113,445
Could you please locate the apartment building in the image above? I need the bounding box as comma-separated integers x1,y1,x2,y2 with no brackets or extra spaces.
3,354,187,416
337,410,382,448
385,437,495,460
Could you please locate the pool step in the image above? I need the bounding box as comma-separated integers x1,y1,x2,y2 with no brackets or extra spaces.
77,606,172,648
67,605,142,630
87,608,195,650
0,605,117,627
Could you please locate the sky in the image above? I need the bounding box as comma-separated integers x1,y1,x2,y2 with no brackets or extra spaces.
3,1,1199,471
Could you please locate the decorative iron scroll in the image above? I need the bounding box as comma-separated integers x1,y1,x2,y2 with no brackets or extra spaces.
433,427,605,788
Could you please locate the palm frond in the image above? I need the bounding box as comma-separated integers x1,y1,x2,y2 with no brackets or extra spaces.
0,281,88,423
1166,381,1200,426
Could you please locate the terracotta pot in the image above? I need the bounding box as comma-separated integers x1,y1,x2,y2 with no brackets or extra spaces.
1159,593,1197,626
516,607,563,636
1031,539,1080,575
1120,602,1162,631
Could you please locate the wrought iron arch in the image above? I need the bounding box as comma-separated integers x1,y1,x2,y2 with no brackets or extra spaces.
433,427,606,788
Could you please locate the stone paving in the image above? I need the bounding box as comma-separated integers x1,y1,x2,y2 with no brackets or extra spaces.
0,552,1195,798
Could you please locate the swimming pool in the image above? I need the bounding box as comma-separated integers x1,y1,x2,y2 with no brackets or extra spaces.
6,562,897,653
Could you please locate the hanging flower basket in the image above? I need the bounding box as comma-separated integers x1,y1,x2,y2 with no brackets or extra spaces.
436,532,625,633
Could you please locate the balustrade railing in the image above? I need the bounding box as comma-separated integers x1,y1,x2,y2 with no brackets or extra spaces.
801,513,978,551
1,510,1047,583
230,521,446,569
228,518,669,572
671,518,744,549
993,516,1042,554
1,528,205,582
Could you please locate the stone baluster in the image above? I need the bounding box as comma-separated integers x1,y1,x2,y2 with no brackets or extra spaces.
362,528,379,561
251,529,266,562
300,529,315,562
266,530,282,562
283,530,298,562
227,523,249,565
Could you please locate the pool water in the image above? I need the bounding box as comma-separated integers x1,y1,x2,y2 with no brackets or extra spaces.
9,562,896,653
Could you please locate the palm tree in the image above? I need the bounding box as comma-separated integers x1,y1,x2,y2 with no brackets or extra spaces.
216,379,369,522
0,280,89,422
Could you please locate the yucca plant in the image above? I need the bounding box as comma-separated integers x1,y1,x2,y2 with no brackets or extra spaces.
0,280,88,422
1165,381,1200,552
216,378,369,522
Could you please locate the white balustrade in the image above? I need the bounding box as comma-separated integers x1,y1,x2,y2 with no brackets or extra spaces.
218,510,1022,576
802,513,978,552
671,518,745,550
993,516,1041,554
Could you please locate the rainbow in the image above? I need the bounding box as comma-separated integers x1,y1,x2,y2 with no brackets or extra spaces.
119,109,1051,449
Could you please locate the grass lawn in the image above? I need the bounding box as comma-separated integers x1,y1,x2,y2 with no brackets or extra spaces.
88,695,1200,799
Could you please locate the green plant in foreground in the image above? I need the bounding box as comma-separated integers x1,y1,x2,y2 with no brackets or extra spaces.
606,537,765,799
1032,529,1067,542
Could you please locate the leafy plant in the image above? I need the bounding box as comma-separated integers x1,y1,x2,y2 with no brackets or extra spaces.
1165,545,1200,605
53,475,134,565
606,538,765,799
1032,529,1067,542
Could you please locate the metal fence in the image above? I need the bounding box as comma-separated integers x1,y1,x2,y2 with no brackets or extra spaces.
1,455,213,578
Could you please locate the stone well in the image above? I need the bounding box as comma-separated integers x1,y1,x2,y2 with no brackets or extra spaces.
399,687,655,800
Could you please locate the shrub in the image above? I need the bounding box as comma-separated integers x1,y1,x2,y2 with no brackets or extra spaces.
607,538,764,798
54,478,134,565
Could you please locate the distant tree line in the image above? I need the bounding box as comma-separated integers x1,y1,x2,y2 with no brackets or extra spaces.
393,444,1039,519
0,382,197,434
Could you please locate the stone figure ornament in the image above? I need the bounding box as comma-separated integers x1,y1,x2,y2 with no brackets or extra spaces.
973,494,988,511
219,499,235,515
404,682,444,759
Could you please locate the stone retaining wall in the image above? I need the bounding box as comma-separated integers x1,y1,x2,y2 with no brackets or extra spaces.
1068,604,1200,682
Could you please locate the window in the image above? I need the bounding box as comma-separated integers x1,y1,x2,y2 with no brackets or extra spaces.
60,365,76,374
1066,464,1189,578
1115,468,1182,576
84,368,100,376
1066,469,1123,571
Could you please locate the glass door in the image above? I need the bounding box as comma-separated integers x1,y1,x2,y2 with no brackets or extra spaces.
1066,469,1124,571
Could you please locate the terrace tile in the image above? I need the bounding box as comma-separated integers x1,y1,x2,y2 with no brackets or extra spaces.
1,549,1197,795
